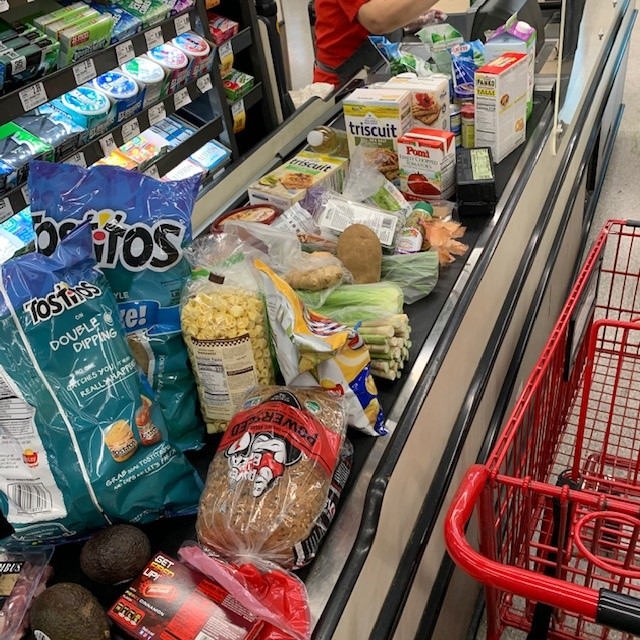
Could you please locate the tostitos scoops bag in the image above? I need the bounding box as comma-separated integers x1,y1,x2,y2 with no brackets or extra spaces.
28,161,202,451
0,224,203,543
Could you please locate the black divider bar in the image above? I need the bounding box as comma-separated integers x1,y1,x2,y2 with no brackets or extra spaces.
1,7,197,121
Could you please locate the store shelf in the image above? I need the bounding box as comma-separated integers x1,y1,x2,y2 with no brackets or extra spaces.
0,7,198,121
222,27,253,56
227,82,263,110
1,73,218,216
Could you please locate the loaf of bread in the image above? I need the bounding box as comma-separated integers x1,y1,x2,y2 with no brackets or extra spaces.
196,386,347,568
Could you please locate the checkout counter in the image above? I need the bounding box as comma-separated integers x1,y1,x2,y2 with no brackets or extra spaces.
47,1,638,638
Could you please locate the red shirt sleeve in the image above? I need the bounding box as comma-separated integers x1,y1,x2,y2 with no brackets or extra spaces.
337,0,370,22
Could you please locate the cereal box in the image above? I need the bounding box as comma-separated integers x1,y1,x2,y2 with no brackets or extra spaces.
384,73,451,132
474,52,528,163
398,127,456,201
248,151,349,210
342,88,412,182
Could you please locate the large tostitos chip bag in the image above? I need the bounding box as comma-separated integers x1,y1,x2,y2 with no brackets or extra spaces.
0,225,203,543
28,161,202,451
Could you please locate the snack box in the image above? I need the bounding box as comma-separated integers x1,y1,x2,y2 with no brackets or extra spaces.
32,2,90,32
0,122,54,192
43,7,99,40
223,69,254,102
248,151,349,210
91,3,143,44
120,0,171,28
342,87,412,183
57,13,114,66
208,12,239,45
161,158,206,182
149,115,196,146
397,127,456,201
108,552,264,640
474,52,528,164
384,73,451,132
14,103,85,161
93,149,138,170
118,130,170,171
189,139,231,176
485,17,536,119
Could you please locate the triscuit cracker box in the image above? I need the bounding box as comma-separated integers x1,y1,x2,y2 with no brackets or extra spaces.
384,73,451,132
474,52,527,163
248,151,348,210
343,88,412,182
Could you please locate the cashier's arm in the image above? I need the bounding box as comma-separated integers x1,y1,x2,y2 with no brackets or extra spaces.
357,0,440,34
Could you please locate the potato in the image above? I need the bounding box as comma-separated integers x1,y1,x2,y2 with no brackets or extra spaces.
337,224,382,284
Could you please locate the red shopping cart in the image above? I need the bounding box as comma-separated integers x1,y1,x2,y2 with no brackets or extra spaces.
445,220,640,640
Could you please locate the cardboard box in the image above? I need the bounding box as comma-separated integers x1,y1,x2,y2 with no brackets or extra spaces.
108,553,264,640
248,151,348,210
342,87,412,182
485,16,536,119
474,52,528,163
398,127,456,201
385,73,451,132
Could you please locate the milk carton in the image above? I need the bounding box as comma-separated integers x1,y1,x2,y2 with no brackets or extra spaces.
343,88,412,182
398,128,456,200
485,15,536,119
474,52,528,163
384,73,451,132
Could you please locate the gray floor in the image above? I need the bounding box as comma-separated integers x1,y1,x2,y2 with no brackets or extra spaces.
278,6,640,639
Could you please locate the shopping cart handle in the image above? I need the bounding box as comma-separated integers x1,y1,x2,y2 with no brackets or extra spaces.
597,589,640,635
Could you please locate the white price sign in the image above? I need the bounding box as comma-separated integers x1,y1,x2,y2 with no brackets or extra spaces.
122,119,140,142
173,88,191,110
67,152,87,168
218,41,233,77
174,14,191,35
0,2,10,13
11,56,26,75
116,40,135,66
197,74,213,94
148,103,166,126
73,59,97,85
100,134,117,156
19,82,47,112
0,198,13,222
21,184,30,205
145,27,163,50
144,165,160,180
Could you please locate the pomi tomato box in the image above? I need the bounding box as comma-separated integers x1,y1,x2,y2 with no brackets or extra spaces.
108,552,264,639
398,128,456,201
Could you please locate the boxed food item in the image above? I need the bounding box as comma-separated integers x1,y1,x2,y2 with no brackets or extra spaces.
91,3,143,44
120,56,166,108
14,103,86,161
120,0,171,28
342,87,412,182
118,130,170,170
474,52,528,163
32,2,88,32
93,69,144,123
485,16,536,119
146,42,190,95
172,31,213,82
0,122,54,191
162,158,206,182
43,7,99,40
93,149,139,170
108,552,264,639
51,85,116,142
223,69,254,101
398,127,456,200
189,139,230,176
57,13,114,66
248,151,349,210
150,114,196,146
208,13,239,45
385,73,451,131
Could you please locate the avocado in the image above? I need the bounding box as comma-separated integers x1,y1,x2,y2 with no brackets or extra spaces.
30,582,110,640
80,523,151,585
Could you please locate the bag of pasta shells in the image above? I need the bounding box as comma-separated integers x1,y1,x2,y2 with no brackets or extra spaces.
196,385,349,569
180,234,275,433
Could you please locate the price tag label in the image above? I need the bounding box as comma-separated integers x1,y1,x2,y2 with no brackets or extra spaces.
19,82,47,112
11,56,26,75
218,41,233,77
21,184,30,205
100,133,117,156
73,58,97,85
144,165,160,180
0,2,10,13
122,118,140,142
67,152,87,167
231,99,246,134
174,13,191,35
116,40,135,66
0,198,13,223
148,103,166,126
173,88,191,110
197,74,213,94
145,27,163,50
